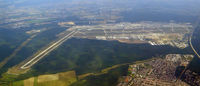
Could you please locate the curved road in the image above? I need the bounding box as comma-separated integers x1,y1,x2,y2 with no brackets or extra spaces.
176,25,199,82
189,31,200,58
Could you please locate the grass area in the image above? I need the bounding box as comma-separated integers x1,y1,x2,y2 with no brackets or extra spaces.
38,74,59,83
71,65,129,86
78,58,156,80
12,80,24,86
0,73,18,82
37,80,66,86
7,64,126,86
8,65,127,86
58,71,77,85
74,58,159,86
34,77,37,86
9,71,77,86
78,73,94,80
7,66,30,75
24,77,34,86
77,63,129,80
101,63,128,74
5,59,157,86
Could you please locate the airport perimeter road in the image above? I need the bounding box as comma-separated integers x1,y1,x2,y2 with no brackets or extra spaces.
20,30,78,69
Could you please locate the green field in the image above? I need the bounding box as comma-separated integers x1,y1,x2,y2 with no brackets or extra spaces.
9,71,77,86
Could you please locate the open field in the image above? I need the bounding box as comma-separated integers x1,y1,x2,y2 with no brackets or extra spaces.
24,77,34,86
10,71,77,86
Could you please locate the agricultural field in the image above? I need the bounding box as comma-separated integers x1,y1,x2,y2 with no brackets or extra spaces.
10,71,77,86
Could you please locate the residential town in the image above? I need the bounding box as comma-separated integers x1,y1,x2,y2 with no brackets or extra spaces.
117,54,194,86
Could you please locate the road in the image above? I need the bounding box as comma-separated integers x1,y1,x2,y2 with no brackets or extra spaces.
176,27,199,81
189,32,200,58
20,30,78,69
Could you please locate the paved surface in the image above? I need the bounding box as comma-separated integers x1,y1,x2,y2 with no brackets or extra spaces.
189,31,200,58
20,30,78,69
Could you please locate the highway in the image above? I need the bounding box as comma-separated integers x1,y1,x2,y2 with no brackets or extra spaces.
20,30,78,69
189,33,200,58
176,27,199,82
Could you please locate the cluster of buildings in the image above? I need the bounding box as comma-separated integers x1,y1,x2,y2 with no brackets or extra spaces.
183,70,200,86
70,22,192,49
117,54,193,86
